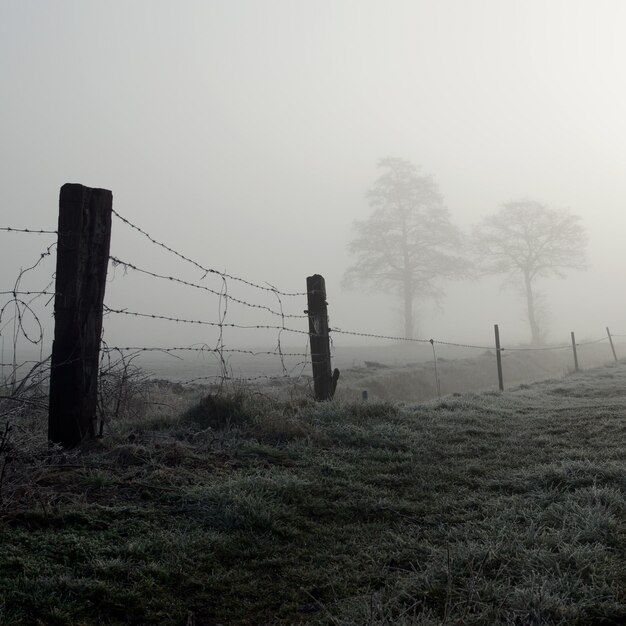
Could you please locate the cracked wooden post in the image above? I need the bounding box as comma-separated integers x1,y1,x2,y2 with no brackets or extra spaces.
48,184,112,448
306,274,339,401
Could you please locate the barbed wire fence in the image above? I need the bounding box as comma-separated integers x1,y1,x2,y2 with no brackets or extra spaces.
0,184,623,449
0,202,319,449
1,217,617,403
104,208,314,392
328,325,614,399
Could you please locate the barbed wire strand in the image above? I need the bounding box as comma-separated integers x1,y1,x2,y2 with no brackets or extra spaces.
101,346,310,358
0,290,56,297
0,227,57,235
575,337,610,347
109,255,307,319
177,360,311,387
110,209,307,297
329,326,609,352
103,305,310,335
330,327,432,344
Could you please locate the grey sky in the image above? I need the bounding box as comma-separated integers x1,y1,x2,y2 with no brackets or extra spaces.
1,0,625,351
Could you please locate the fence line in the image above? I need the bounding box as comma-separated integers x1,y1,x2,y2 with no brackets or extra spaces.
0,224,311,389
0,221,619,362
328,325,609,352
1,195,624,449
0,222,620,359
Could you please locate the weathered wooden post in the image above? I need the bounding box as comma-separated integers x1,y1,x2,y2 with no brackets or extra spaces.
606,327,618,362
570,331,579,372
306,274,339,401
494,324,504,391
48,184,112,447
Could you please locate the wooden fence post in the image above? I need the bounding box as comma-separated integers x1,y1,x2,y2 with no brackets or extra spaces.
48,184,112,447
306,274,339,401
606,327,618,362
494,324,504,391
570,331,579,372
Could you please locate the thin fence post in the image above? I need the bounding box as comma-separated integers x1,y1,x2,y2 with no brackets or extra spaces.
306,274,339,400
429,339,442,399
571,331,579,372
494,324,504,391
606,327,618,362
48,184,112,447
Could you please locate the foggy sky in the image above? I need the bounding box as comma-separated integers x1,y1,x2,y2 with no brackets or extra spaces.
1,0,626,352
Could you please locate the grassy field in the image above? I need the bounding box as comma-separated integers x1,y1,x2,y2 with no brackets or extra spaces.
333,340,618,403
2,362,626,625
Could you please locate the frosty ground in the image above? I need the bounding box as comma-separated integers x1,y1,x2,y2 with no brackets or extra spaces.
2,360,626,625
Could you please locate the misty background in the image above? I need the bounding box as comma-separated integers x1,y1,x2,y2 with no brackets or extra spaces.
1,0,625,378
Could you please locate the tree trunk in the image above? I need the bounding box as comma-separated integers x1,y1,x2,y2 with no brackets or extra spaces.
524,272,542,345
403,275,414,339
401,223,414,339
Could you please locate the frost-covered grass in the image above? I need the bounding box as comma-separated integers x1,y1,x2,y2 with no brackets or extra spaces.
334,341,616,402
2,363,626,625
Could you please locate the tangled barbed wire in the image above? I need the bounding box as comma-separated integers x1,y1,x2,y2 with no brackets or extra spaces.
0,239,57,396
